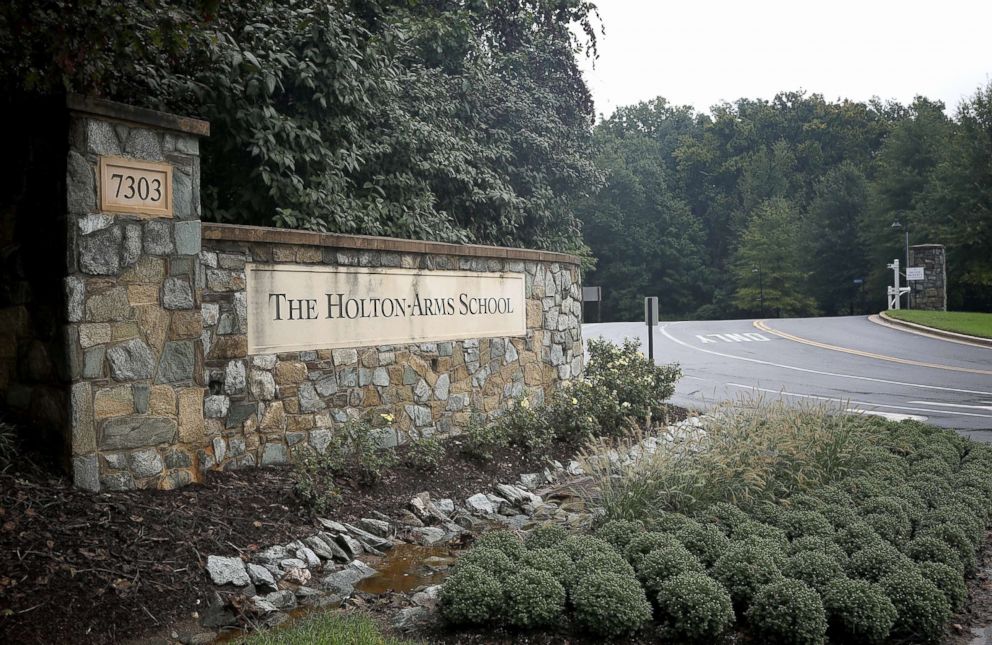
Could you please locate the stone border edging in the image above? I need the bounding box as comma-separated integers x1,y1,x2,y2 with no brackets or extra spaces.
202,223,582,266
873,312,992,349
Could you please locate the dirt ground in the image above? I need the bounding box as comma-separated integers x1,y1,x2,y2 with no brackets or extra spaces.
0,436,584,644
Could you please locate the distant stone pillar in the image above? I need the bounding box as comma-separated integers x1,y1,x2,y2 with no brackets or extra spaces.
64,96,209,491
909,244,947,311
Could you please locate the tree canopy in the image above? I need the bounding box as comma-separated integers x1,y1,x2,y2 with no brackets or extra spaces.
580,87,992,319
0,0,602,255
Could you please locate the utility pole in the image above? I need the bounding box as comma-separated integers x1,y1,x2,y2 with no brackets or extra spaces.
752,265,765,317
891,220,911,309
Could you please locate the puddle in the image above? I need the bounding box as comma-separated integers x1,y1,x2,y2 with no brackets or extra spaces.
355,544,455,594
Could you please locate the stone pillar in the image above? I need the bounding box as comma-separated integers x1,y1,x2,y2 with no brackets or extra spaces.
64,96,209,491
908,244,947,311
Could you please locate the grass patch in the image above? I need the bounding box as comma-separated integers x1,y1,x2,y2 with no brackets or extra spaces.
237,611,417,645
887,310,992,338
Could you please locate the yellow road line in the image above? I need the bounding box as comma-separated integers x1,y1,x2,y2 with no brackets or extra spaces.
753,320,992,376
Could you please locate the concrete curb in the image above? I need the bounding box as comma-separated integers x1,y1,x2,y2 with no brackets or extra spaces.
873,312,992,349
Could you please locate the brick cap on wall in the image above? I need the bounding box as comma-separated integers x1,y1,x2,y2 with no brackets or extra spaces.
202,223,582,266
67,94,210,137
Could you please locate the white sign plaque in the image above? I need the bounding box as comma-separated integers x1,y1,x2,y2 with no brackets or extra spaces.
246,264,527,353
906,267,925,281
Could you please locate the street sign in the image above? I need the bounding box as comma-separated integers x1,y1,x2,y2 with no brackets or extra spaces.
906,267,925,281
582,286,602,302
644,297,658,327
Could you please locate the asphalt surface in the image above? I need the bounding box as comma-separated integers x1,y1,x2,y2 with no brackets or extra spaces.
584,316,992,439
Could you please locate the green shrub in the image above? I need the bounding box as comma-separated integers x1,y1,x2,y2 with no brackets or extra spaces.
543,380,617,441
521,548,572,588
584,337,681,425
563,535,616,562
736,536,789,569
911,457,953,478
783,551,845,593
918,522,978,574
571,571,651,638
834,521,884,555
675,522,731,567
910,473,953,508
904,535,964,574
917,561,967,612
317,418,399,484
731,520,789,549
842,475,888,500
439,564,503,625
862,513,911,547
859,494,910,521
821,577,897,644
775,510,834,540
879,568,951,642
655,572,735,643
788,536,848,567
402,434,445,471
623,532,682,567
847,543,912,582
696,502,750,535
711,541,784,608
818,503,859,529
291,449,342,515
746,578,827,645
593,519,644,550
503,568,566,628
455,548,515,578
572,549,636,584
922,504,984,546
489,396,556,452
473,531,525,561
646,511,699,534
461,409,511,459
637,545,703,594
525,524,569,551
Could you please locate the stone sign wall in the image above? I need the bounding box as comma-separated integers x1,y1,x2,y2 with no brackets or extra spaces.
0,97,584,491
198,224,583,473
909,244,947,311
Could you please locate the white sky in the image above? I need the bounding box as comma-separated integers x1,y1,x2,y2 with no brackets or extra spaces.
579,0,992,119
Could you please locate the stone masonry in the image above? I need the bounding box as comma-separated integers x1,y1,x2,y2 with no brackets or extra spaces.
63,97,209,492
909,244,947,311
198,224,584,472
2,97,583,492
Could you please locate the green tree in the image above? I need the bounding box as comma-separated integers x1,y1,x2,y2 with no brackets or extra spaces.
732,198,818,316
804,162,870,314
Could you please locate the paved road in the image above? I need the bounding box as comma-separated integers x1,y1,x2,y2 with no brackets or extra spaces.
584,316,992,439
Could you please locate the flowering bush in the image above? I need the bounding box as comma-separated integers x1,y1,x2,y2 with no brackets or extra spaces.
504,568,566,628
746,579,827,645
655,572,735,643
583,337,681,427
821,578,897,644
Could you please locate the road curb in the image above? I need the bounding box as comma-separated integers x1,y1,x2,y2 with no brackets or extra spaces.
873,312,992,349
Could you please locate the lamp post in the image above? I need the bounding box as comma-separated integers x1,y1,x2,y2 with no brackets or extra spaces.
891,220,910,309
752,265,765,317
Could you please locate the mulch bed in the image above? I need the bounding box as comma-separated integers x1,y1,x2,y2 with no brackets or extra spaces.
0,434,591,645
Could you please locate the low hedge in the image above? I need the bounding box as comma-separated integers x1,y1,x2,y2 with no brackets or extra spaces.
438,419,991,642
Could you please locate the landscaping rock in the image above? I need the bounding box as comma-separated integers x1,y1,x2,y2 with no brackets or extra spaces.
358,518,393,538
255,545,290,566
296,547,321,568
281,567,311,586
247,596,278,615
305,535,349,562
412,585,441,608
264,590,297,611
247,563,277,590
393,606,429,631
279,558,307,571
320,560,376,596
334,534,365,558
206,555,249,586
317,518,348,533
411,527,447,546
519,473,544,489
466,493,495,515
436,498,456,514
344,523,393,551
